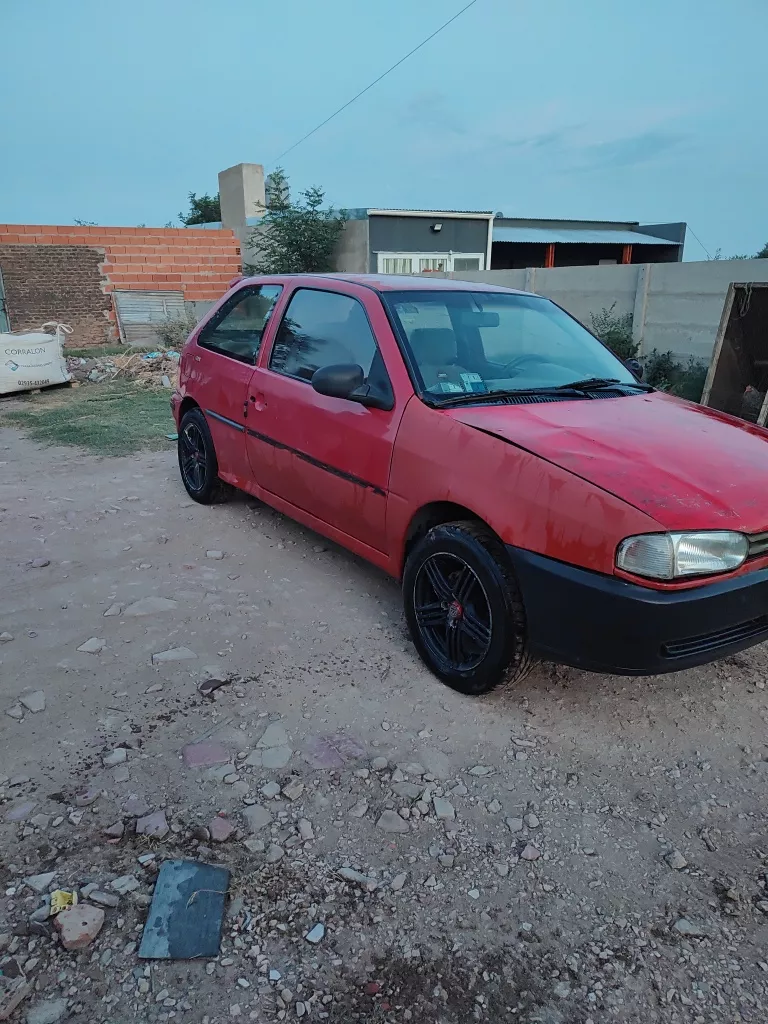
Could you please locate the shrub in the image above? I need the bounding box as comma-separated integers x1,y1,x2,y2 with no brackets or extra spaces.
643,349,708,402
154,309,200,349
589,303,638,360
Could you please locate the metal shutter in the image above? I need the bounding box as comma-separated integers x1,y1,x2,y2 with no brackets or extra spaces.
113,290,185,346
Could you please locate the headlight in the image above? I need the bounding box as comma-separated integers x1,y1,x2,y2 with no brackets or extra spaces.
616,531,748,580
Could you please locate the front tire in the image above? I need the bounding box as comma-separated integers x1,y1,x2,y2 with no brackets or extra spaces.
403,521,533,695
178,407,230,505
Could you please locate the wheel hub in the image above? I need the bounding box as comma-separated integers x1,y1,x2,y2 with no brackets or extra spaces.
446,600,463,625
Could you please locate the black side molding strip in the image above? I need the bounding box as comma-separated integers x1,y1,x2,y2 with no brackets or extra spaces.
205,409,245,433
246,426,385,497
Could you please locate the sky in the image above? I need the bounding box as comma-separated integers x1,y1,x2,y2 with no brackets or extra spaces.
1,0,766,259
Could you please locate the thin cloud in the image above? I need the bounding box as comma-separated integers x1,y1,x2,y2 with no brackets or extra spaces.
573,129,685,171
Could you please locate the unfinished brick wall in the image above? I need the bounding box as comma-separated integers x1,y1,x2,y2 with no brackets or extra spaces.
0,243,113,346
0,225,242,347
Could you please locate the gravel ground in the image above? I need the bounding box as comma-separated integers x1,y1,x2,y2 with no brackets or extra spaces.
1,425,767,1024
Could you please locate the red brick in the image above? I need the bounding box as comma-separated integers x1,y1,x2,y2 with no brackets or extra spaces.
0,242,114,346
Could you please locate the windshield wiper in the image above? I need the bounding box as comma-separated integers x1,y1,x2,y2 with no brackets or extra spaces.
556,377,653,393
425,386,589,408
425,377,654,408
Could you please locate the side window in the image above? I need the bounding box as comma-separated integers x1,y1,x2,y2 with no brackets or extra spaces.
270,289,379,382
198,285,282,363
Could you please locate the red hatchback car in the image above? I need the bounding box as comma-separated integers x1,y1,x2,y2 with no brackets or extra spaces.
172,274,768,695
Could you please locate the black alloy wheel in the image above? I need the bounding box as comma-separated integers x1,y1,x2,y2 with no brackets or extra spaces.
413,553,493,673
180,419,206,493
403,521,534,695
177,407,230,504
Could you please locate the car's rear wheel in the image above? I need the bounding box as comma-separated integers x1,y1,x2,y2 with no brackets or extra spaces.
403,521,534,695
178,407,230,504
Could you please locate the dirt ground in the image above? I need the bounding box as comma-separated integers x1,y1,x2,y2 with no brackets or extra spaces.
1,424,767,1024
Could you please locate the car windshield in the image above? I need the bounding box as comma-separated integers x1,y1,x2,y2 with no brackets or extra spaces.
382,290,638,401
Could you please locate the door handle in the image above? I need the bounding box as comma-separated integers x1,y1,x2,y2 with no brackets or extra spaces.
249,393,266,412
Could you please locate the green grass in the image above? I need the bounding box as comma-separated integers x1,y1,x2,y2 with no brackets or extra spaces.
0,381,176,456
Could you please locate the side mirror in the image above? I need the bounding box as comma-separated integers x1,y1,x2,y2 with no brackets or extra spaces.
311,363,365,400
625,358,644,381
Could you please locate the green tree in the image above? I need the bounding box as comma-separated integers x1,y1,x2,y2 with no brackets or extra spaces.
179,192,221,225
756,241,768,258
246,169,346,274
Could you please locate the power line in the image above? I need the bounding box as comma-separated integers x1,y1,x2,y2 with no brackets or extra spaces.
688,225,712,260
270,0,480,165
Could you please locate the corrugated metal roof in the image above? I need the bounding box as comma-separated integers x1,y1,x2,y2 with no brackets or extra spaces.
492,226,678,246
368,208,493,215
345,208,493,220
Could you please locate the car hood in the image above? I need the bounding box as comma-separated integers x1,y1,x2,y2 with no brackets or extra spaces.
446,391,768,533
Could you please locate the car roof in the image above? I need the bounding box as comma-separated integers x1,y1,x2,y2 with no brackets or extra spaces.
236,273,530,295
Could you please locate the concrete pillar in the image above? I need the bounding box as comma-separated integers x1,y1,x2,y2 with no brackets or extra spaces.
632,264,651,353
218,164,266,229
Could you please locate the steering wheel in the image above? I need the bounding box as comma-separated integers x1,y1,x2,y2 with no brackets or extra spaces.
499,354,545,377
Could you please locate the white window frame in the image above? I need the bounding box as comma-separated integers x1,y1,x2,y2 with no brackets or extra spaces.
377,251,485,274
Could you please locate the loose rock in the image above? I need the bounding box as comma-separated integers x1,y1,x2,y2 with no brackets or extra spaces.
136,810,169,839
665,848,688,870
54,904,105,950
151,647,196,664
673,917,704,937
102,748,127,767
124,596,178,616
432,797,455,820
281,779,304,801
25,997,69,1024
305,923,325,944
77,637,105,654
243,804,272,832
257,723,289,748
110,875,140,895
24,872,56,894
209,816,235,843
19,691,45,714
377,810,409,834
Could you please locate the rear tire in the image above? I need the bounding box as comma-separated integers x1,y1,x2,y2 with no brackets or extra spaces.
178,407,231,505
403,521,534,695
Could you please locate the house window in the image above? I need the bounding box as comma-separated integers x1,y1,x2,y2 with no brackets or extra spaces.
381,256,413,274
419,257,448,273
377,252,484,274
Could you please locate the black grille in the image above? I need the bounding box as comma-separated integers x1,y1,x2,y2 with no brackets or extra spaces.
748,531,768,558
469,388,638,408
661,615,768,659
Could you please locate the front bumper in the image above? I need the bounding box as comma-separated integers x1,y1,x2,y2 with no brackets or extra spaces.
506,546,768,675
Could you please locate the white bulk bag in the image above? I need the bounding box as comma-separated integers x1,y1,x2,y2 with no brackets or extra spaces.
0,322,72,396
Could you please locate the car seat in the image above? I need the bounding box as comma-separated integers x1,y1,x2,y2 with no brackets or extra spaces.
409,327,471,390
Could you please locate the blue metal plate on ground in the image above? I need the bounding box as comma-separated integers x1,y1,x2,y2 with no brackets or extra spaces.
138,859,230,959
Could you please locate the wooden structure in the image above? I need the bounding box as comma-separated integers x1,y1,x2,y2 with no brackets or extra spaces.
701,282,768,424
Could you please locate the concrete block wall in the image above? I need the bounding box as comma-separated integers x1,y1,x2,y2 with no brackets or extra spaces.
0,224,242,347
431,259,768,363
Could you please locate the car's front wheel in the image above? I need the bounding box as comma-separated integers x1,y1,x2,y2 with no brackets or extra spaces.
178,407,230,504
403,521,534,695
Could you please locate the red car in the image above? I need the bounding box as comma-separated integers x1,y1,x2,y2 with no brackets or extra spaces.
172,274,768,695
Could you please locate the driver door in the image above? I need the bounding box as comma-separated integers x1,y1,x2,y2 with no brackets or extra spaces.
245,284,401,553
